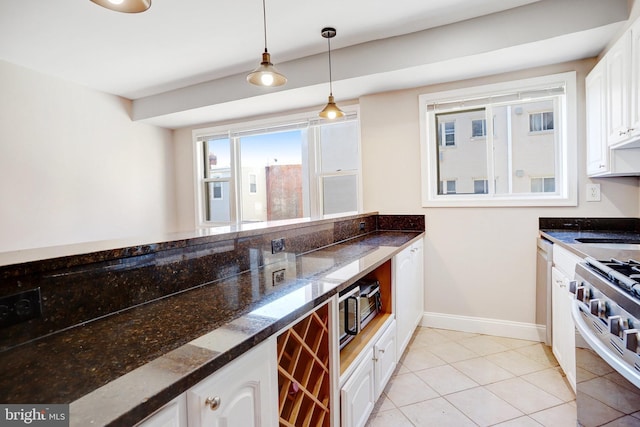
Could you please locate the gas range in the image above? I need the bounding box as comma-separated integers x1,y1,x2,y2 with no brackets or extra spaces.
573,257,640,388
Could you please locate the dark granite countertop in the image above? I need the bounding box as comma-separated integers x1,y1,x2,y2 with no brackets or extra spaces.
539,217,640,261
0,230,423,426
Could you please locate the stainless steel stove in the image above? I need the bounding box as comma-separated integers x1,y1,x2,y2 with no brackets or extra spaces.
573,257,640,426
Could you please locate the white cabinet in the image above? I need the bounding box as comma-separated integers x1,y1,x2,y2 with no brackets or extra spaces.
394,238,424,357
605,30,632,146
187,338,278,427
631,18,640,141
586,60,609,175
341,319,396,427
551,245,581,393
135,395,187,427
341,349,376,427
373,319,396,399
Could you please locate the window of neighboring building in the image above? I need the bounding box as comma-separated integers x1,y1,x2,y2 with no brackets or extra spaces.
194,108,361,226
249,174,257,194
440,180,456,194
472,119,487,138
474,179,488,194
531,177,556,193
529,111,554,132
419,72,577,207
440,121,456,146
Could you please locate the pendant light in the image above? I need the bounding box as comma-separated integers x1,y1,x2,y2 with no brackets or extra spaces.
318,27,344,120
89,0,151,13
247,0,287,87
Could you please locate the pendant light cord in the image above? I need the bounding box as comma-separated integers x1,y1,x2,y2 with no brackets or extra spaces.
327,36,333,96
262,0,268,53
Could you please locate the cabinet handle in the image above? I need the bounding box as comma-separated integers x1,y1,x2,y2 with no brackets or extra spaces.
599,164,606,169
205,396,221,411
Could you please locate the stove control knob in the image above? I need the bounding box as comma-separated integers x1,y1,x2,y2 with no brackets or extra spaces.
624,329,640,353
589,299,606,318
576,286,586,302
569,281,578,294
609,315,626,338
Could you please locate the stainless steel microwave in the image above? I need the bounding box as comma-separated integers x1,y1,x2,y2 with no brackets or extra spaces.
338,279,381,349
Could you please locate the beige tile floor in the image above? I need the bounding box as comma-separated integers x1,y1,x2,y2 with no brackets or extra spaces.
366,327,577,427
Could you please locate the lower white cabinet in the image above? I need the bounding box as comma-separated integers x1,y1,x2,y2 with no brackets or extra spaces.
341,319,396,427
187,338,278,427
135,395,187,427
394,239,424,357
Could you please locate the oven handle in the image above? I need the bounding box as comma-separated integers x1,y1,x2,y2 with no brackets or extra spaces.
344,295,359,336
571,300,640,389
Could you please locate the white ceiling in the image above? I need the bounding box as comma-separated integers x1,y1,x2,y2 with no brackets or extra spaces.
0,0,631,129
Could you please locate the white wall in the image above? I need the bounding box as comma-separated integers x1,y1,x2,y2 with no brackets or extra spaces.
360,59,640,338
0,60,177,253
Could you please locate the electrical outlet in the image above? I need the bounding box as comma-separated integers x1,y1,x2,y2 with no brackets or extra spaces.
359,222,366,231
272,269,286,286
586,183,601,202
271,237,285,254
0,288,42,328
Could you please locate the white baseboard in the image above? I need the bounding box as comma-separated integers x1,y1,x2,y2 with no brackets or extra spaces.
421,311,546,343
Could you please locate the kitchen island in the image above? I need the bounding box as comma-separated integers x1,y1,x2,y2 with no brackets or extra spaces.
0,213,424,426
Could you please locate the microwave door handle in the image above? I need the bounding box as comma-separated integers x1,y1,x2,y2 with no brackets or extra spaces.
344,295,359,336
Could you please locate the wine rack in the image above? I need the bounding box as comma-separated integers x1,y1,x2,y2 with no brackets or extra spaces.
277,304,330,427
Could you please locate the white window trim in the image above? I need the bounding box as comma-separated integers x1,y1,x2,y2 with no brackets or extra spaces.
192,106,362,228
419,72,577,207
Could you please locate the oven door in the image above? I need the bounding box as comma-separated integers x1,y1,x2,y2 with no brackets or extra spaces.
338,286,360,349
572,300,640,426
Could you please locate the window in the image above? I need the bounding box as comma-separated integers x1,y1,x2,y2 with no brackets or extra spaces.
440,121,455,146
472,119,487,138
440,180,456,194
529,111,554,132
474,179,488,194
419,72,577,207
249,174,257,194
194,109,361,225
531,177,555,193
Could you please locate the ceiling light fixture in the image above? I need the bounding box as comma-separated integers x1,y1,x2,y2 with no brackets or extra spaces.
89,0,151,13
246,0,287,87
319,27,344,120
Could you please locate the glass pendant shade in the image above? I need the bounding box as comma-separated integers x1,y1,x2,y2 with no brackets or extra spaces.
247,51,287,87
319,95,345,119
90,0,151,13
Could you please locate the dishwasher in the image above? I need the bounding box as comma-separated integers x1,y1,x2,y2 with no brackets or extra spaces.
536,237,553,346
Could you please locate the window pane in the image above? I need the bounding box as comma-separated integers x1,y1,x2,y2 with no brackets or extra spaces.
543,112,554,130
494,100,556,195
322,175,357,215
472,119,486,137
239,130,306,222
206,181,230,222
544,177,555,192
320,121,359,172
204,137,231,179
436,109,487,194
530,178,542,192
474,179,488,194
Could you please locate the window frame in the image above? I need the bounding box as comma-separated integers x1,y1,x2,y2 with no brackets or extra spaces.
192,107,362,227
419,72,577,207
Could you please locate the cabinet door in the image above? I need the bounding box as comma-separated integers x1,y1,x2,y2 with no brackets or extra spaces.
606,31,632,146
394,239,424,357
135,395,187,427
550,267,576,392
187,338,277,427
586,60,609,175
341,351,375,427
374,320,396,399
630,19,640,140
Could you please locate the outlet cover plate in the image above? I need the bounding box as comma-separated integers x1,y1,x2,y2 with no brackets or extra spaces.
586,183,601,202
271,238,285,254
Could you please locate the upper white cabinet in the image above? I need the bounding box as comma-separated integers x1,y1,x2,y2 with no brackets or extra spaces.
586,60,609,175
605,29,632,146
394,238,424,357
187,338,278,427
586,17,640,176
135,395,187,427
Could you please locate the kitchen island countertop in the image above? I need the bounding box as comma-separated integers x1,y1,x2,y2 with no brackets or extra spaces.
0,228,423,426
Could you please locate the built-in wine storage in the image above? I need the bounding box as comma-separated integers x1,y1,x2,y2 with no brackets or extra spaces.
277,303,330,427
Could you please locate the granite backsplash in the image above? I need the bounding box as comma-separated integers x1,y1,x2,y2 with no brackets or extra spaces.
0,214,424,351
